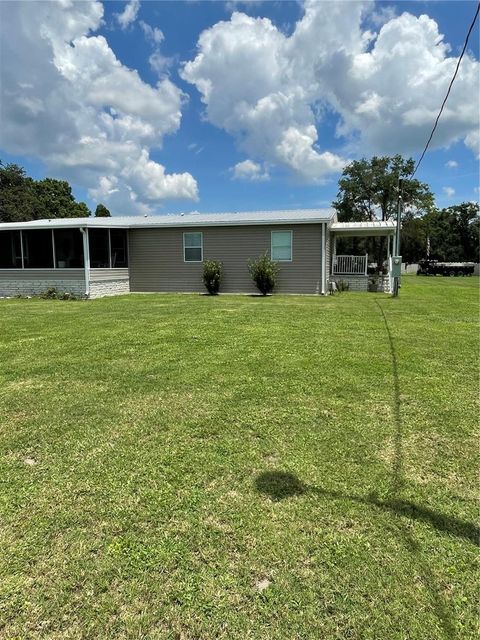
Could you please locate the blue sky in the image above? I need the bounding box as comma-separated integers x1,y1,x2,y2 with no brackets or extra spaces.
0,0,478,216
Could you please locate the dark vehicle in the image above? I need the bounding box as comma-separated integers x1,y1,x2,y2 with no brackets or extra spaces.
417,259,475,277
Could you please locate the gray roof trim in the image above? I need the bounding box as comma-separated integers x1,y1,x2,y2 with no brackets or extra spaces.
0,208,334,231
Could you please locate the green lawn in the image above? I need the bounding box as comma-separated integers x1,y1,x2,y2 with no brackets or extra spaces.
0,277,478,639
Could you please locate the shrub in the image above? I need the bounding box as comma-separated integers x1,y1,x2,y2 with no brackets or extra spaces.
336,279,349,292
39,287,78,300
40,287,59,299
248,253,279,295
58,291,78,301
202,260,223,295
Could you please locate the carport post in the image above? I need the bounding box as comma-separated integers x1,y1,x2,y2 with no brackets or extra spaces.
393,184,402,297
80,227,90,298
321,222,326,295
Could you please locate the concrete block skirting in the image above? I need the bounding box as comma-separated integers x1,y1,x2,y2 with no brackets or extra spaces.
330,274,391,293
380,275,391,293
368,275,391,293
88,279,130,299
0,278,86,298
330,275,369,291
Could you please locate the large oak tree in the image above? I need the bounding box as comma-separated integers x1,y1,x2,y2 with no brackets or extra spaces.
0,161,91,222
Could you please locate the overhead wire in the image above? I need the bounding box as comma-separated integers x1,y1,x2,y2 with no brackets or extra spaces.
410,1,480,178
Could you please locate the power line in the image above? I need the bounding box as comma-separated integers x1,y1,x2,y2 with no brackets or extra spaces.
411,1,480,178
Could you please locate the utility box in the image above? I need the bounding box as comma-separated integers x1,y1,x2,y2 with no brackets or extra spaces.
391,256,402,277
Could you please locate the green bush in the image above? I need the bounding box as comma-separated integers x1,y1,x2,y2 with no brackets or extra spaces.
39,287,78,300
336,279,349,292
58,291,78,301
248,253,279,295
40,287,59,299
202,260,223,295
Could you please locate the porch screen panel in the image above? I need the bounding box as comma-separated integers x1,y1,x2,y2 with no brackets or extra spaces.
89,229,110,268
22,230,54,268
54,229,84,268
110,229,128,267
0,230,22,268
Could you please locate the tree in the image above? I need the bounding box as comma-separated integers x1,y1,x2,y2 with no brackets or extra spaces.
95,203,111,217
401,212,427,263
333,155,435,268
0,161,91,222
74,202,92,217
0,161,36,222
424,202,479,262
333,155,435,222
33,178,91,219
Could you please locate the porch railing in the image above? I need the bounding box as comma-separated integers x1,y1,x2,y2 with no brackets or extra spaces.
332,254,368,275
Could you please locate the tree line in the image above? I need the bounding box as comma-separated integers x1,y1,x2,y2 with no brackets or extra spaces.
333,155,479,263
0,161,111,222
1,157,478,263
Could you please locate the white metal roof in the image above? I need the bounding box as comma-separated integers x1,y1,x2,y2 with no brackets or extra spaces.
0,208,334,231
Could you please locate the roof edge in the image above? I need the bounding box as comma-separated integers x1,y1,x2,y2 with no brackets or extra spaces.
0,208,334,231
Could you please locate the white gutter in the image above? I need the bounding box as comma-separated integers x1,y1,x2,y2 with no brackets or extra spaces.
80,227,90,297
321,222,326,295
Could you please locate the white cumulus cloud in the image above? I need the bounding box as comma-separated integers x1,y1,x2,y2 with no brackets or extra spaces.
443,186,455,198
116,0,140,30
231,159,270,181
445,160,458,168
0,0,198,214
140,20,164,45
182,1,479,183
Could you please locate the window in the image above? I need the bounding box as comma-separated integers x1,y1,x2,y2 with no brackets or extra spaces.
54,229,84,268
0,231,22,268
271,230,292,261
22,230,54,268
89,229,110,268
184,232,203,262
110,229,128,267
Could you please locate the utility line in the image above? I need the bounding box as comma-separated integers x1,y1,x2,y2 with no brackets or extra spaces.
411,1,480,178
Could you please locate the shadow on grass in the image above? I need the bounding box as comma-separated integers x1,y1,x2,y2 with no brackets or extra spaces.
374,299,459,639
254,300,476,639
255,470,472,639
255,471,479,545
375,299,404,496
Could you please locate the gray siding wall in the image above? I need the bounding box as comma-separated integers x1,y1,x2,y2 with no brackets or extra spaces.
325,231,332,283
90,268,129,281
129,224,323,294
0,269,84,281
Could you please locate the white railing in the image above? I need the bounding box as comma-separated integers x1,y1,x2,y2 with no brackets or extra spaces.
332,255,368,275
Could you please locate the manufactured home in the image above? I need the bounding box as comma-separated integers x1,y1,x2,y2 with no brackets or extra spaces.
0,209,397,298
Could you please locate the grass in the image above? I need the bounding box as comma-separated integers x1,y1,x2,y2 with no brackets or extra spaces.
0,276,478,639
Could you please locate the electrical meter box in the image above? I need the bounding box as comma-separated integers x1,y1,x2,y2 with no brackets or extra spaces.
391,256,402,277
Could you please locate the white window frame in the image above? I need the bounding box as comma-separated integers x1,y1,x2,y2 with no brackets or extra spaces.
271,230,293,262
183,231,203,263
